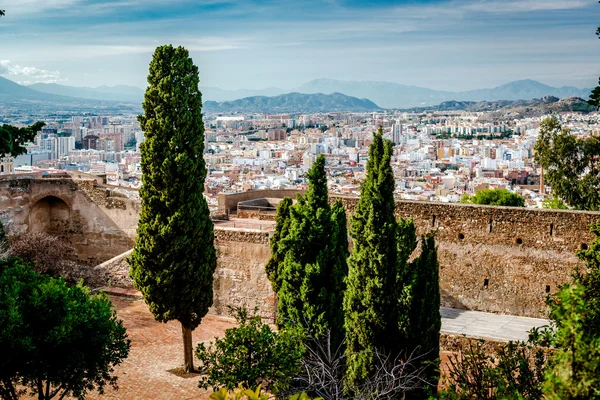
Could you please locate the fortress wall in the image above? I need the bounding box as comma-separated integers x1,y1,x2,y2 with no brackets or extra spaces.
334,197,599,317
0,177,137,266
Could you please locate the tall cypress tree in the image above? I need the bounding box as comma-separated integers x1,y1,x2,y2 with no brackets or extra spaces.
129,45,216,372
399,233,441,397
267,154,348,348
266,197,293,295
344,126,418,386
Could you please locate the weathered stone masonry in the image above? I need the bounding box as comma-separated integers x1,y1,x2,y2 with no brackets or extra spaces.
2,179,599,319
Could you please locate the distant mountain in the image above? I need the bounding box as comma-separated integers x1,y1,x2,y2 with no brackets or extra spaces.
456,80,591,103
0,76,58,100
203,92,382,113
200,86,286,102
405,96,596,117
28,83,145,103
0,77,141,114
293,79,451,109
291,78,593,108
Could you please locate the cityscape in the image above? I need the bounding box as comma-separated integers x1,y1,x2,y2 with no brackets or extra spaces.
1,1,600,399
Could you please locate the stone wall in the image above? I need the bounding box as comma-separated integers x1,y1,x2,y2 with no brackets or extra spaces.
212,228,275,319
0,175,138,266
333,196,600,318
218,189,304,213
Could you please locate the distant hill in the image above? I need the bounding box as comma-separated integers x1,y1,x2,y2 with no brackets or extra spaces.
292,78,593,108
203,92,382,113
0,76,58,100
28,83,145,103
0,77,141,114
405,96,596,116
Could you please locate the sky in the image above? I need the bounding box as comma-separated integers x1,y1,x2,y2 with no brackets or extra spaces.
0,0,599,91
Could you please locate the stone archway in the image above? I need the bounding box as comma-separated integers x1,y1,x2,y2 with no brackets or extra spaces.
29,195,72,234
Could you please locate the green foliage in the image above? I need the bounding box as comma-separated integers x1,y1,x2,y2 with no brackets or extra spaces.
265,197,293,294
0,122,44,159
268,154,348,347
589,78,600,111
0,258,130,400
437,339,547,400
344,127,402,386
208,385,269,400
129,45,216,370
208,386,320,400
542,284,600,399
534,116,600,211
573,221,600,337
542,195,568,210
196,307,305,394
460,189,525,207
399,233,441,395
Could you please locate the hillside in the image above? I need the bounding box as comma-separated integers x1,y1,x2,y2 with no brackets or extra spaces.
293,78,592,108
404,96,596,116
28,83,144,103
203,92,382,113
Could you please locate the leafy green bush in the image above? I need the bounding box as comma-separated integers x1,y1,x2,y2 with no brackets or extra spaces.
196,307,305,394
437,339,547,400
460,189,525,207
0,258,130,400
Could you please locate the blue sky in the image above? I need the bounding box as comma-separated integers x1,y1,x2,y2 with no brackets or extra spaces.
0,0,599,91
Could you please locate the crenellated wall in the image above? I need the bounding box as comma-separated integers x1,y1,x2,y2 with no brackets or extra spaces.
3,179,600,319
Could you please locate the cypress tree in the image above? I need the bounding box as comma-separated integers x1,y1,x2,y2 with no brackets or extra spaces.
399,233,441,397
344,126,418,386
268,154,348,347
129,45,216,372
266,197,293,295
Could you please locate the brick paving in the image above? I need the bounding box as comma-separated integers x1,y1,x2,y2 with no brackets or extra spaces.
87,296,238,400
77,298,549,399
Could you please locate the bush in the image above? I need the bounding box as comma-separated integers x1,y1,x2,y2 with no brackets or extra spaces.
437,338,547,400
460,189,525,207
0,258,130,400
196,307,305,394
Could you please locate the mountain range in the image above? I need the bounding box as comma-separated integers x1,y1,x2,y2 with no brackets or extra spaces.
22,78,594,108
203,92,382,113
0,76,595,110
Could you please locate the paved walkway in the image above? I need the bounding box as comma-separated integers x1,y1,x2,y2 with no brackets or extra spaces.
441,307,549,342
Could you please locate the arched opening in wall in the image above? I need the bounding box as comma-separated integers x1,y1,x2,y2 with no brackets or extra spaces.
515,237,523,245
432,215,436,227
0,165,3,173
458,233,465,241
488,219,493,233
29,196,71,234
550,223,554,236
580,243,589,251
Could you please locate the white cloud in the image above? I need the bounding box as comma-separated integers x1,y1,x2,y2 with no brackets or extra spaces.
0,60,64,83
462,0,589,13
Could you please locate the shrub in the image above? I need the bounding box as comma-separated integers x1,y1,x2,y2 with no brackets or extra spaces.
196,307,305,394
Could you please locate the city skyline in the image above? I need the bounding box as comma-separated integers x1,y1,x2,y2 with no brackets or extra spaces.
0,0,599,91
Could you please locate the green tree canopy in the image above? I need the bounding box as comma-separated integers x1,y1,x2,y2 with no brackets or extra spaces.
344,127,416,386
461,188,525,207
0,258,130,400
589,78,600,111
542,284,600,400
0,122,44,159
196,307,304,394
129,44,216,372
534,116,600,211
267,154,348,348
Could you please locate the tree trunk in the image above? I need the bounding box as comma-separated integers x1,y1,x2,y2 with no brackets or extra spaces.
182,323,194,372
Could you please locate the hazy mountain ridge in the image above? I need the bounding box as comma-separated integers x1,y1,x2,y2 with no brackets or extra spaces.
294,79,593,108
17,77,594,108
405,96,596,116
28,83,145,103
203,92,382,113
